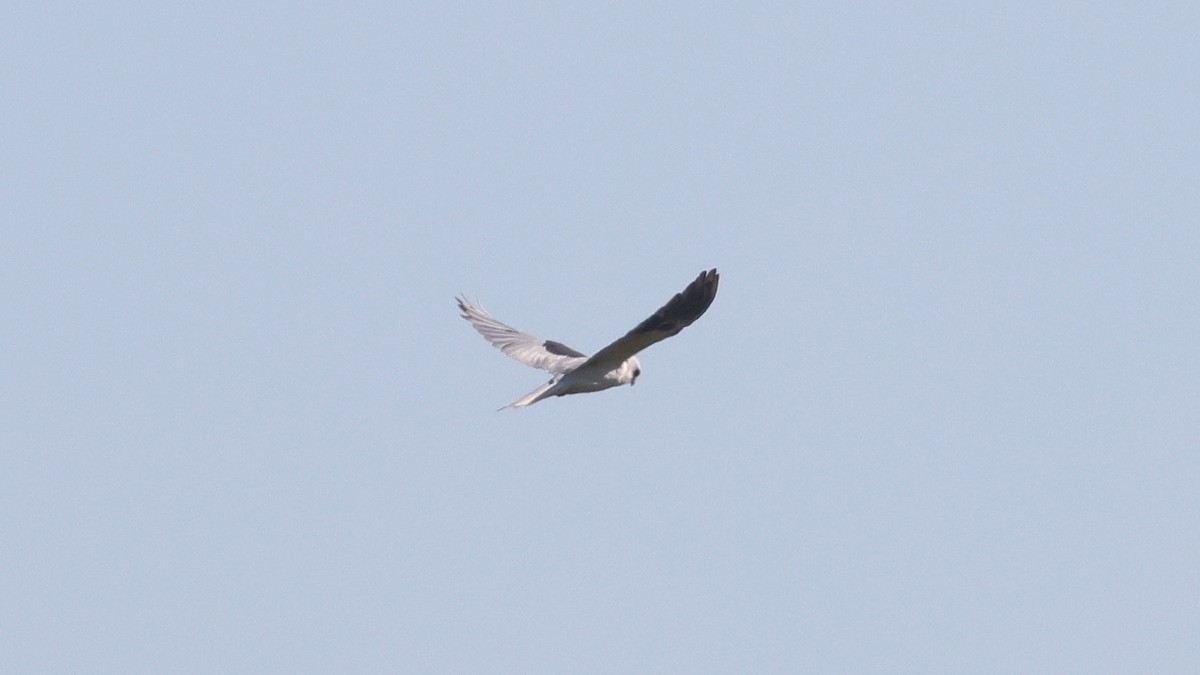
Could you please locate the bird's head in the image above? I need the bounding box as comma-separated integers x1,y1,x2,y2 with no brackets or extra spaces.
625,357,642,386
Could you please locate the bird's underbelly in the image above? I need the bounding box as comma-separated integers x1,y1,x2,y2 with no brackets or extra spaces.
555,368,624,396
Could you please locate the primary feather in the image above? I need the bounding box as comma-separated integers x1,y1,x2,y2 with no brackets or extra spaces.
583,269,720,370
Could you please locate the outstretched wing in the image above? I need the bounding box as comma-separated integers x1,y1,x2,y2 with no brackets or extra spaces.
582,268,719,370
456,296,589,374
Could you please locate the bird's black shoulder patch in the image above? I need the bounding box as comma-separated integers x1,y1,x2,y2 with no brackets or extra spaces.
544,340,586,358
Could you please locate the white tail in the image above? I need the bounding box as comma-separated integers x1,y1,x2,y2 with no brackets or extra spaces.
499,379,559,411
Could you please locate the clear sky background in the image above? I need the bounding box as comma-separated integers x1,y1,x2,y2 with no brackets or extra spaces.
3,3,1198,673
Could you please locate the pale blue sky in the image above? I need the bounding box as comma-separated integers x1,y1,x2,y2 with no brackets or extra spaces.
3,3,1198,673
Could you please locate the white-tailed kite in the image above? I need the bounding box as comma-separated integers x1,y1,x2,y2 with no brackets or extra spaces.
457,269,719,409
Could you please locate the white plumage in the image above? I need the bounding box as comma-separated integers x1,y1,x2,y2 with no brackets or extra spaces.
457,269,719,409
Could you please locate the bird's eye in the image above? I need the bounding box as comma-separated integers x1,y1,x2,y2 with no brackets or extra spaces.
634,369,641,377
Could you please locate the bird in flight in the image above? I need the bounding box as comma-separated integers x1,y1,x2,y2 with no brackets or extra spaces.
457,269,719,409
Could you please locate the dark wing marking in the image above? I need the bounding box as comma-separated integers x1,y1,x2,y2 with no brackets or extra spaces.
544,340,587,357
457,297,589,374
582,268,719,369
